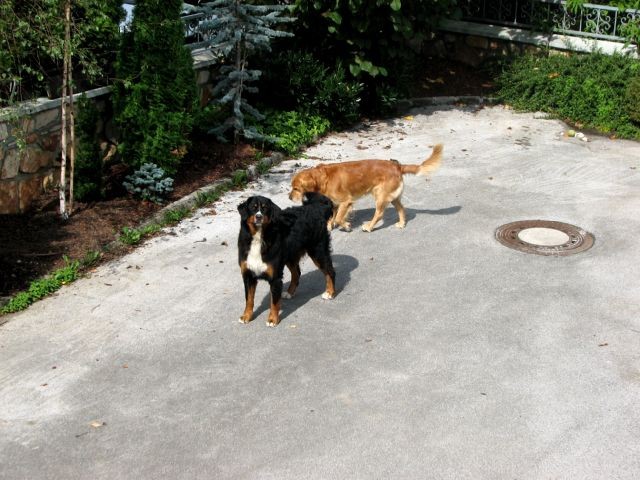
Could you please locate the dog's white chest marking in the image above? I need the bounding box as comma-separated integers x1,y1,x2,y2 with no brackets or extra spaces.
247,230,268,275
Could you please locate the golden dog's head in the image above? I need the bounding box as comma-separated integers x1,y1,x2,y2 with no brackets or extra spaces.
289,168,322,202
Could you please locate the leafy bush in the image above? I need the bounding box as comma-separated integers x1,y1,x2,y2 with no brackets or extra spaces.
123,163,174,203
259,110,331,155
260,50,363,127
114,0,197,175
497,52,640,138
626,75,640,123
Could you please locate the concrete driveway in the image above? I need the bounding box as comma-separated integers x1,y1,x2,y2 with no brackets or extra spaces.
1,104,640,479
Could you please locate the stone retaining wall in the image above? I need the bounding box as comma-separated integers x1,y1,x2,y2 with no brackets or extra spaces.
0,50,218,215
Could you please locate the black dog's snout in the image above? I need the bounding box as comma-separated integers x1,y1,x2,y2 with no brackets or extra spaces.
255,212,263,219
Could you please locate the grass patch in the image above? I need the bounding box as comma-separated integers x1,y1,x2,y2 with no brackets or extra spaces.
497,52,640,138
1,258,81,315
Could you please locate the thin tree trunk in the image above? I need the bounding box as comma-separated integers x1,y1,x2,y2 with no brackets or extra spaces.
59,0,72,219
68,39,75,215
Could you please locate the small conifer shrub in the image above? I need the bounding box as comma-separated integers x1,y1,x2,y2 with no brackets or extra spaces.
123,163,174,203
195,0,294,143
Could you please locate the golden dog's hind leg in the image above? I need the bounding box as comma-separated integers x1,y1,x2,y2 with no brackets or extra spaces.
392,198,406,228
362,196,390,232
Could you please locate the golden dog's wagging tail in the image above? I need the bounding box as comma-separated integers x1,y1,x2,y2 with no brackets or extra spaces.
401,143,443,176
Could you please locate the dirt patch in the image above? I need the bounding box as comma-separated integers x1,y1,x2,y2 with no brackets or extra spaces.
0,138,259,297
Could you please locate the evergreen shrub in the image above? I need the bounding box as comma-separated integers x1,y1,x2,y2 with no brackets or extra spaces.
74,95,104,201
497,52,640,138
123,163,174,203
114,0,197,175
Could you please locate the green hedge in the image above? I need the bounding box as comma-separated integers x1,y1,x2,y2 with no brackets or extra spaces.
497,52,640,138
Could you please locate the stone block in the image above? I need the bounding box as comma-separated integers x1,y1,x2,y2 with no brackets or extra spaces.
0,122,8,142
26,132,39,144
466,35,489,49
197,69,210,85
34,108,60,130
0,179,19,214
41,133,61,152
1,148,19,179
18,173,46,212
20,147,54,173
454,44,486,67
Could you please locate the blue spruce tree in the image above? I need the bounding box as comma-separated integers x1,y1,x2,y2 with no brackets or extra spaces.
194,0,294,143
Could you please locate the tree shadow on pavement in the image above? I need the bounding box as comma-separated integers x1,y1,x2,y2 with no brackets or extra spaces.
251,253,358,322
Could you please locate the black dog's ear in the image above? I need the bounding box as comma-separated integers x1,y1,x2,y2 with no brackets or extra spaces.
267,199,282,220
237,199,250,219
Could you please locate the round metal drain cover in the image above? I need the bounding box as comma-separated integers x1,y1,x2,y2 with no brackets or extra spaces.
495,220,594,256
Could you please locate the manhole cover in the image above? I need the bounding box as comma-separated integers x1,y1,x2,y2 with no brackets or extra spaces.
495,220,594,256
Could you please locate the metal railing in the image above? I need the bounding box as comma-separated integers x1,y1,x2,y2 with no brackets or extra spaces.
460,0,640,42
182,12,218,50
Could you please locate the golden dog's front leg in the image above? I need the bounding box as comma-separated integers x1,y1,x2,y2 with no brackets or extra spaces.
334,202,353,231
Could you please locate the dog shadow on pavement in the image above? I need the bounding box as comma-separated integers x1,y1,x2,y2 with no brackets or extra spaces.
349,205,462,231
251,253,358,323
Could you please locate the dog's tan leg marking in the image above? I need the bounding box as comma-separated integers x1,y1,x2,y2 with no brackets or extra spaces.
334,202,353,231
322,272,335,299
267,298,281,327
312,259,335,300
239,281,256,323
392,198,406,228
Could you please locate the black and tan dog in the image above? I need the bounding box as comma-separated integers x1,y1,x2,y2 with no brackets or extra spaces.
237,192,336,327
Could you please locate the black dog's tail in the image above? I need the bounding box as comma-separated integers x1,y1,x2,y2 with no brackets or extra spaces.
302,192,334,222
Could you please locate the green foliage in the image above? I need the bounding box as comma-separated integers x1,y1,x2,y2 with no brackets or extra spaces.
192,104,227,135
497,52,640,138
119,224,161,245
290,1,452,79
232,169,249,187
626,75,640,123
193,182,232,208
257,159,271,175
74,95,104,201
1,258,80,314
194,0,294,143
114,0,197,175
0,0,123,104
259,111,330,155
163,207,191,225
260,50,363,127
123,163,174,204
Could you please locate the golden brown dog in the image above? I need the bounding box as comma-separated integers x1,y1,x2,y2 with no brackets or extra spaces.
289,144,443,232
